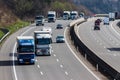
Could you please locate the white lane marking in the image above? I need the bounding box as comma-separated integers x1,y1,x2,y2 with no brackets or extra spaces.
65,71,68,75
35,59,38,62
110,22,120,37
64,27,101,80
56,59,59,62
37,65,40,68
13,27,34,80
60,65,63,68
53,54,56,57
13,43,18,80
40,71,43,75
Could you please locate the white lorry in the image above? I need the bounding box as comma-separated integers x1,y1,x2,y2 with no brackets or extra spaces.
103,17,109,25
35,15,45,26
70,11,79,20
34,31,52,56
16,36,35,64
63,11,70,20
48,11,56,22
109,12,115,21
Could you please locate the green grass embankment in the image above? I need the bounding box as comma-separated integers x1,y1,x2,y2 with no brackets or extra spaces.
0,30,4,39
0,20,30,44
7,20,30,34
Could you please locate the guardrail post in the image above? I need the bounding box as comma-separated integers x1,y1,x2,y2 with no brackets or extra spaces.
96,64,98,71
85,54,87,60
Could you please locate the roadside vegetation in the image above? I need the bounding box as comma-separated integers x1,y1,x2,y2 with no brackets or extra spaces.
0,20,29,44
0,30,4,39
6,20,29,34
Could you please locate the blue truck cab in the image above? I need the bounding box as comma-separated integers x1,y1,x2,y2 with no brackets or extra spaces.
16,36,35,64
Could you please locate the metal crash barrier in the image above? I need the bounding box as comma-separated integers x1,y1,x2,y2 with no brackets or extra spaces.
69,18,120,80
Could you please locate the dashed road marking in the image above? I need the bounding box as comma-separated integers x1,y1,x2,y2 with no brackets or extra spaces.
60,65,63,68
40,71,43,75
53,54,56,57
56,59,59,62
35,59,38,62
65,71,68,75
37,65,40,68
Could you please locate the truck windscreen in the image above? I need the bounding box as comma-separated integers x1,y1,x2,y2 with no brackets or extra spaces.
37,38,51,44
35,17,43,19
63,13,68,15
19,45,34,53
71,13,77,15
48,14,54,17
18,54,34,58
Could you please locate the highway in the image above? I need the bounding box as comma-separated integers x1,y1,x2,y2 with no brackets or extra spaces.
0,19,100,80
78,18,120,75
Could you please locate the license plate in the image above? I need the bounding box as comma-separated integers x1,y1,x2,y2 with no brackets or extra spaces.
25,62,29,64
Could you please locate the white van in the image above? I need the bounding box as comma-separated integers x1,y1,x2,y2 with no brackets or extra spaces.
103,17,109,25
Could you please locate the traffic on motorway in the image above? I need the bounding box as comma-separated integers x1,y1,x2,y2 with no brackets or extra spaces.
16,10,81,65
2,10,120,80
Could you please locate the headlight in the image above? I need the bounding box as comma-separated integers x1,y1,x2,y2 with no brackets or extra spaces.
19,59,23,61
31,59,35,61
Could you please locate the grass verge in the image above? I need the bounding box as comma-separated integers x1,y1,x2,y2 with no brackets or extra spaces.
0,30,4,39
6,20,30,34
0,20,30,45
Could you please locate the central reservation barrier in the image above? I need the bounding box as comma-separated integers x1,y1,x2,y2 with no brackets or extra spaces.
69,18,120,80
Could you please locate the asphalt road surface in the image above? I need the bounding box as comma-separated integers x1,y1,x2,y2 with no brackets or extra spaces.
0,19,99,80
78,18,120,75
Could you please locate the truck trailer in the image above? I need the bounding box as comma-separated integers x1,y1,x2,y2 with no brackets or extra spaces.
48,11,56,22
34,31,52,56
16,36,35,64
35,15,45,26
109,12,115,21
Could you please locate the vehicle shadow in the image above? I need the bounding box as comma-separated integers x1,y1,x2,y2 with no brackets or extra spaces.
0,60,18,66
107,48,120,51
9,53,17,57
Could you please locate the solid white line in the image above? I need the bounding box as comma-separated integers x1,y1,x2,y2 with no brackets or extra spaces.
12,27,34,80
110,21,120,37
64,27,101,80
13,43,18,80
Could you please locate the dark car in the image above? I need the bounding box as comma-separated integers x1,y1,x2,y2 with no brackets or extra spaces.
56,24,63,29
94,25,100,30
56,35,65,43
97,19,102,23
